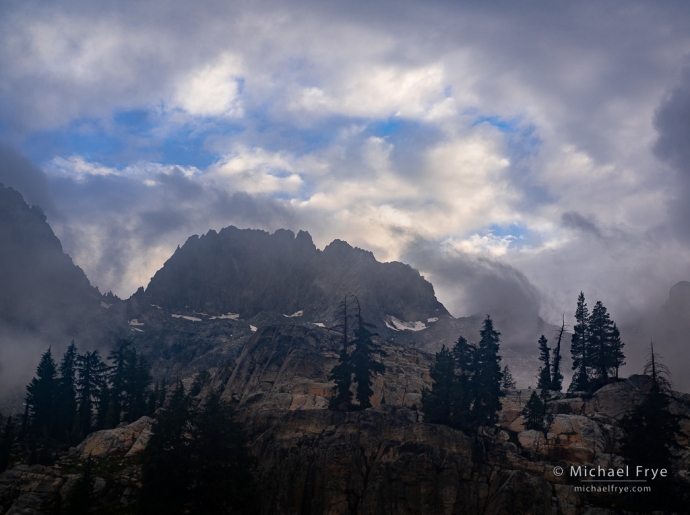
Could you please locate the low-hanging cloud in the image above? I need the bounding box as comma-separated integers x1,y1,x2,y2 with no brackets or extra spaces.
402,238,541,323
0,142,56,214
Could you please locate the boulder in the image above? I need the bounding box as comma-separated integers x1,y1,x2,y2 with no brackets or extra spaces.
73,416,153,459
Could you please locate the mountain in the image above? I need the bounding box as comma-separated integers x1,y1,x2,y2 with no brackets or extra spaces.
0,184,127,406
2,324,688,514
135,226,449,336
0,184,101,334
124,226,560,386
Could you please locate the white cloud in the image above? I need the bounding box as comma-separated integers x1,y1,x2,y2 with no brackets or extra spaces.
173,54,244,117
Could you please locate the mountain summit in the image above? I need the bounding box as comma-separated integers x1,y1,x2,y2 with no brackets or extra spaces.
136,226,450,340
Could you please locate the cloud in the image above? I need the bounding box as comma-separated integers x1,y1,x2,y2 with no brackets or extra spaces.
46,159,298,296
1,0,690,392
402,238,541,322
0,142,56,213
653,65,690,242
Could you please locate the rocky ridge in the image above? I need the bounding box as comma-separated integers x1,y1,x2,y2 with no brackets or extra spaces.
2,324,689,514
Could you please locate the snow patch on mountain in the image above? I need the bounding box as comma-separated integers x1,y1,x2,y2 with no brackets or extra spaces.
385,316,427,332
129,319,144,326
172,314,202,322
210,313,240,320
284,310,304,317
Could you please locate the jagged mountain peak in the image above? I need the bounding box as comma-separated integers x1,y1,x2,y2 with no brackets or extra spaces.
136,225,449,338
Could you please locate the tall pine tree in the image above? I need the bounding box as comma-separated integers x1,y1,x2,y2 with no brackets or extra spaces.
75,350,108,438
609,323,625,379
25,349,57,438
536,335,551,390
350,298,385,410
587,301,615,388
470,316,504,427
421,346,457,425
54,342,78,443
569,292,590,392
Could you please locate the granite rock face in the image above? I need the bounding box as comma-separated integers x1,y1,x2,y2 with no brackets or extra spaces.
219,325,433,412
73,416,152,459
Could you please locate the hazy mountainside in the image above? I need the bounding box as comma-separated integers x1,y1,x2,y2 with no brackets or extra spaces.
0,184,127,406
134,226,449,338
0,184,101,334
124,226,564,387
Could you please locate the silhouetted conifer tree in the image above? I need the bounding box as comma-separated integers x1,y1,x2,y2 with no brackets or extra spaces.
350,298,385,410
587,301,615,388
422,346,457,425
501,366,516,390
521,391,547,432
328,296,354,411
55,342,78,443
536,335,551,390
75,350,108,438
471,316,504,427
25,349,57,438
569,292,590,392
609,323,625,379
140,385,256,514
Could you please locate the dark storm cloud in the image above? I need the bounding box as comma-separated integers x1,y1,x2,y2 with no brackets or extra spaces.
0,142,56,213
653,66,690,242
561,211,602,238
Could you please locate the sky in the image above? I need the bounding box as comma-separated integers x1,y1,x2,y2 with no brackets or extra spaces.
2,0,690,369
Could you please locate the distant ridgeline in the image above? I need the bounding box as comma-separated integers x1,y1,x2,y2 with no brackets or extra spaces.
131,226,453,345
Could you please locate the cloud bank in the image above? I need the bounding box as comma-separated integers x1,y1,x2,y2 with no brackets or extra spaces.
1,0,690,383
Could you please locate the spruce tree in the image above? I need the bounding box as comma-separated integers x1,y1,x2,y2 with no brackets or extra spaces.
501,366,516,390
25,348,57,438
609,323,625,379
470,316,504,427
421,346,457,425
350,299,385,410
521,391,547,432
55,342,78,443
328,296,354,411
107,339,132,427
123,351,152,422
450,336,474,428
569,292,590,392
536,335,551,390
75,350,109,438
587,301,614,388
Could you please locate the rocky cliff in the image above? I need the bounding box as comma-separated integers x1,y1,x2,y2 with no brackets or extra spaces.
2,324,688,514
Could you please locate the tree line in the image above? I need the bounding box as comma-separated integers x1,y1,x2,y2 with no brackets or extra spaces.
421,315,504,431
328,296,386,411
0,339,166,468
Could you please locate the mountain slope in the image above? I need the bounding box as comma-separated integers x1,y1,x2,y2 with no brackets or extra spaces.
136,226,449,340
